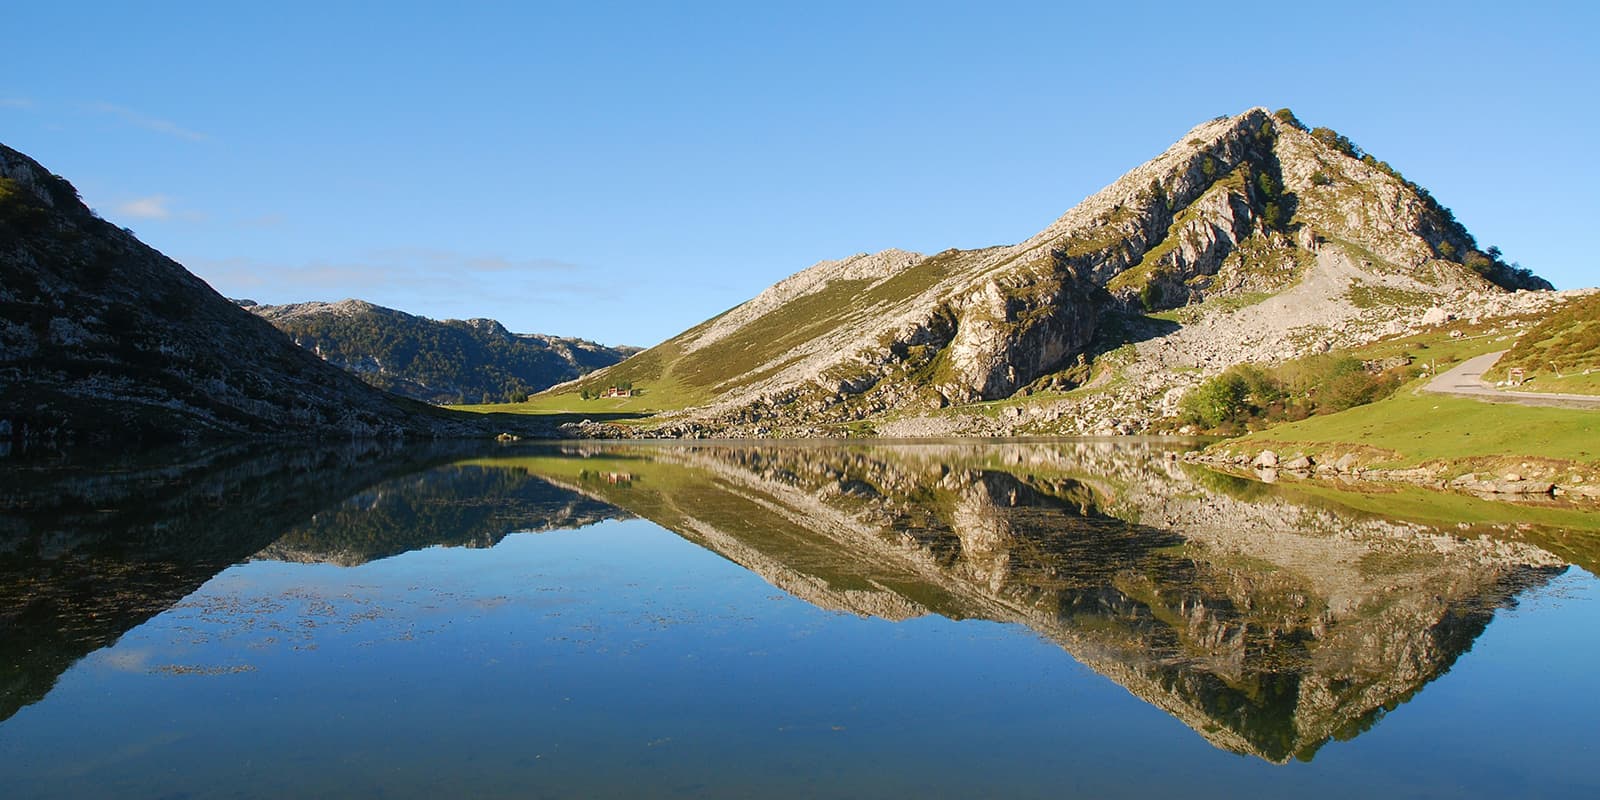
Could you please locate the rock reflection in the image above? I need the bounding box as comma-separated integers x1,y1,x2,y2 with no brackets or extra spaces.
0,439,1578,764
501,441,1569,763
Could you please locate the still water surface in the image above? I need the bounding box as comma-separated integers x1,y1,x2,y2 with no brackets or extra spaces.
1,440,1596,798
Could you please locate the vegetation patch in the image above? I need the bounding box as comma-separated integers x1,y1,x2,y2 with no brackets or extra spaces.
1179,356,1411,432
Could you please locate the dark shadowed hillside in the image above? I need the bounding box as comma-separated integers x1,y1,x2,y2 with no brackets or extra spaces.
0,144,543,449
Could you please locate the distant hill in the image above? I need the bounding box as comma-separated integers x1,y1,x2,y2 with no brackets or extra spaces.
0,143,535,449
244,299,637,404
539,107,1558,436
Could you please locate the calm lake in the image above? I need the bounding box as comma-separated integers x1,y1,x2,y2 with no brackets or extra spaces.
2,440,1596,798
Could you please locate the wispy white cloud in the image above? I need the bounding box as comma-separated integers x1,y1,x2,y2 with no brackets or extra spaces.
367,247,582,274
84,101,209,142
0,96,33,109
186,249,613,305
116,194,173,220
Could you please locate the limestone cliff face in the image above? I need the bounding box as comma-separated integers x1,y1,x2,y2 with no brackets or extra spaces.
938,266,1101,404
550,108,1551,435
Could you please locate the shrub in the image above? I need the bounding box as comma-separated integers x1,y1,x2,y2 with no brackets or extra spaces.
1273,108,1307,130
1139,281,1161,311
1256,171,1279,197
1179,355,1408,431
1310,126,1363,159
1181,372,1250,428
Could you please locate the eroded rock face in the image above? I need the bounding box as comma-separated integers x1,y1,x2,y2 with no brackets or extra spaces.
940,270,1102,403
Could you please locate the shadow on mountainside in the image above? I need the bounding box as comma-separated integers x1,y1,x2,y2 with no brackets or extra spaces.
1079,310,1181,369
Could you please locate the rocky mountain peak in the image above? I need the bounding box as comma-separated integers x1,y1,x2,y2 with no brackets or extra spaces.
548,106,1559,437
0,146,84,215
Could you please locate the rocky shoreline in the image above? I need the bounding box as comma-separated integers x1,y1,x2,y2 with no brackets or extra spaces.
1182,447,1600,502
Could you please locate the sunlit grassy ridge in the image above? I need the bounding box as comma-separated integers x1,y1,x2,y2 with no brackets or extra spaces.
466,249,985,418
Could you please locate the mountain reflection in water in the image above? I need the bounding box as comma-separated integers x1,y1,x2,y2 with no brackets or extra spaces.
0,440,1582,765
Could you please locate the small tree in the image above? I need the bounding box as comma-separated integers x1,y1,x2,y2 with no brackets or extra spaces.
1256,171,1278,198
1139,281,1161,311
1263,203,1283,229
1181,372,1249,428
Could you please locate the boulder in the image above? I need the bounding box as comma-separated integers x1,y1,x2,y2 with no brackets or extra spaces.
1485,480,1555,495
1252,450,1279,468
1281,455,1314,471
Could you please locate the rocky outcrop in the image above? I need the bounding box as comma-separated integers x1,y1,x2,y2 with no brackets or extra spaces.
938,265,1102,403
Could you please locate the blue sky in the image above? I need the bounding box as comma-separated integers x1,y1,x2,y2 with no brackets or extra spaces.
5,1,1596,346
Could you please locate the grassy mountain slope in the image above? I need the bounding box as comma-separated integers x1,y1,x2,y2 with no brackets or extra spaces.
514,108,1551,434
246,299,637,404
1482,292,1600,394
